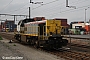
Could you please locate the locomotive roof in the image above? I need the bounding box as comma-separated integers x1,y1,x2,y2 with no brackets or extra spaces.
21,18,34,23
25,20,46,25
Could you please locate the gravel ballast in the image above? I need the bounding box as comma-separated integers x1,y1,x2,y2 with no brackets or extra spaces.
0,38,65,60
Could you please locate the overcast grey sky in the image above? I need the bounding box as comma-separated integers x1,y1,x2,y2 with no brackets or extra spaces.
0,0,90,24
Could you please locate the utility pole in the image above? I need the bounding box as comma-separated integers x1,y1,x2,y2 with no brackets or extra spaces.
85,9,87,25
29,7,30,19
14,15,15,23
29,0,43,19
66,0,69,7
85,7,90,25
30,0,32,3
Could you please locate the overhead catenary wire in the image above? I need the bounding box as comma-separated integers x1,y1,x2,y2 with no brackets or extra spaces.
1,0,88,15
6,0,90,16
32,0,88,11
48,4,90,17
0,0,13,12
10,0,89,15
32,0,59,10
31,0,89,17
70,0,89,5
0,0,88,14
0,0,90,20
17,7,29,14
18,0,60,15
0,1,29,19
31,5,90,19
8,2,29,13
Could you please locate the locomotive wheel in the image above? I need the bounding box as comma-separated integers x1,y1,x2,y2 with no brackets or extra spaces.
14,35,16,39
18,37,21,42
62,39,68,46
31,40,35,45
26,39,31,44
18,37,20,40
34,41,39,48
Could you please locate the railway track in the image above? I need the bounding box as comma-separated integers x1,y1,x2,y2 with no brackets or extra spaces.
64,35,90,40
47,50,90,60
68,43,90,49
63,36,90,53
0,32,90,60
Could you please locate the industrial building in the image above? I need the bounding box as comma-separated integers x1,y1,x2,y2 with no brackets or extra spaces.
69,21,90,34
0,20,16,32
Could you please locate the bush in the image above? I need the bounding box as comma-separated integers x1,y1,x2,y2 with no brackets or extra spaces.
13,44,16,46
0,36,3,40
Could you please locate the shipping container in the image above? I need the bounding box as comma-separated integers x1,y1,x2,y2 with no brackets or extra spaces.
61,27,69,35
69,29,80,35
54,18,69,27
1,22,5,32
85,25,90,32
34,17,45,21
70,21,84,29
72,23,85,29
1,20,17,32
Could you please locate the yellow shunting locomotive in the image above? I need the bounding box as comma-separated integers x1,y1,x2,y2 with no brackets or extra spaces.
14,18,68,49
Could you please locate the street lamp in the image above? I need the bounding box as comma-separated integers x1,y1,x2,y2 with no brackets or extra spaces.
85,9,87,25
84,7,90,34
85,7,90,25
